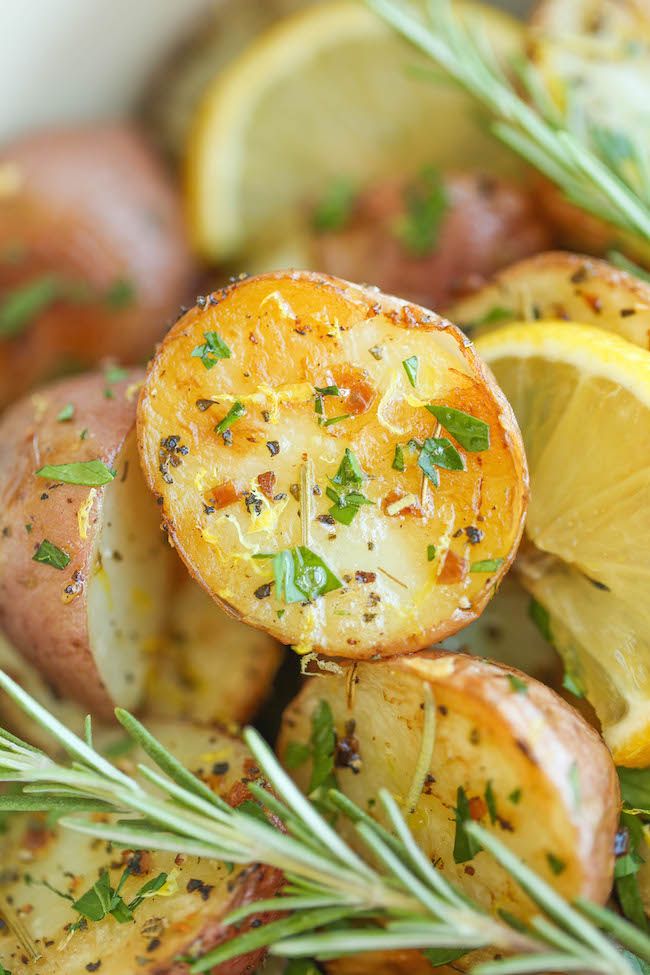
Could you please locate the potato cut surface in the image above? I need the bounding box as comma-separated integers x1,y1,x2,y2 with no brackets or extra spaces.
138,271,528,658
0,370,173,716
146,573,284,726
278,652,619,918
0,723,282,975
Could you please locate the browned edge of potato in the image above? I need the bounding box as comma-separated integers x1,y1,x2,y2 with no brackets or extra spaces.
278,650,619,970
0,721,283,975
137,270,528,660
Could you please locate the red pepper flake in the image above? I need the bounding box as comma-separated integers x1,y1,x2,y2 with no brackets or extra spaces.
207,480,241,509
381,490,421,516
468,796,487,821
437,550,468,585
257,470,277,499
355,570,377,584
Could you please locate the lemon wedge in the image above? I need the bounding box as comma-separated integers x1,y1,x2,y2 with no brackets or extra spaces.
477,321,650,765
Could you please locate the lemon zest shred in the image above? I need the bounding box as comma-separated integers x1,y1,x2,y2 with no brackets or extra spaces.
77,488,97,540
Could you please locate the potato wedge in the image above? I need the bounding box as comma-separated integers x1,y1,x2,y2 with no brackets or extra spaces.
0,721,283,975
146,572,284,726
278,652,619,927
0,123,195,409
447,251,650,349
137,271,528,659
0,370,175,717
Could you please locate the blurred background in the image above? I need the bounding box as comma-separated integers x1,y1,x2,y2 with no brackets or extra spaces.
0,0,532,141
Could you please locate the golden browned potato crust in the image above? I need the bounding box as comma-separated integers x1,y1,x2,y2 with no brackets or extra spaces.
0,123,195,409
278,651,619,916
447,250,650,349
0,369,172,716
137,271,528,659
0,723,283,975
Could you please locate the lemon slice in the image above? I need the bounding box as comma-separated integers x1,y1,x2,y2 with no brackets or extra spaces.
185,0,524,262
477,321,650,765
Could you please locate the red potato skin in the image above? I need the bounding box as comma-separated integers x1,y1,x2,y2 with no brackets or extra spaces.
0,123,196,410
312,173,553,311
0,370,141,717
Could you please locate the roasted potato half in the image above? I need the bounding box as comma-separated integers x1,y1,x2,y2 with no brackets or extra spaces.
447,251,650,349
0,722,283,975
0,370,175,717
0,123,195,409
146,572,284,726
278,652,619,932
138,271,528,659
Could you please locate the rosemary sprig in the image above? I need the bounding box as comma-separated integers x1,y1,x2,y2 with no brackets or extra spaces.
0,669,647,975
366,0,650,243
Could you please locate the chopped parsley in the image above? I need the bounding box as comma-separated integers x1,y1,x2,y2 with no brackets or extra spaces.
453,786,482,863
425,405,490,452
395,165,448,257
402,355,419,388
35,460,116,486
32,540,70,570
0,275,61,338
326,449,373,524
332,448,366,487
104,278,135,309
427,544,437,562
418,437,465,486
315,384,341,421
615,812,648,931
326,486,373,525
508,788,522,805
215,401,246,435
308,699,337,794
468,306,514,329
392,444,405,472
191,331,232,369
618,768,650,813
56,403,75,422
484,781,498,825
322,414,351,427
423,949,469,967
546,853,567,876
63,866,168,931
284,742,311,769
470,558,504,573
312,178,357,232
528,598,552,642
270,546,343,604
562,670,586,699
506,674,528,694
104,364,128,384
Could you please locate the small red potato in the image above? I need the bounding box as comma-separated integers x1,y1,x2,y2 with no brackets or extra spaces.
0,123,195,409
